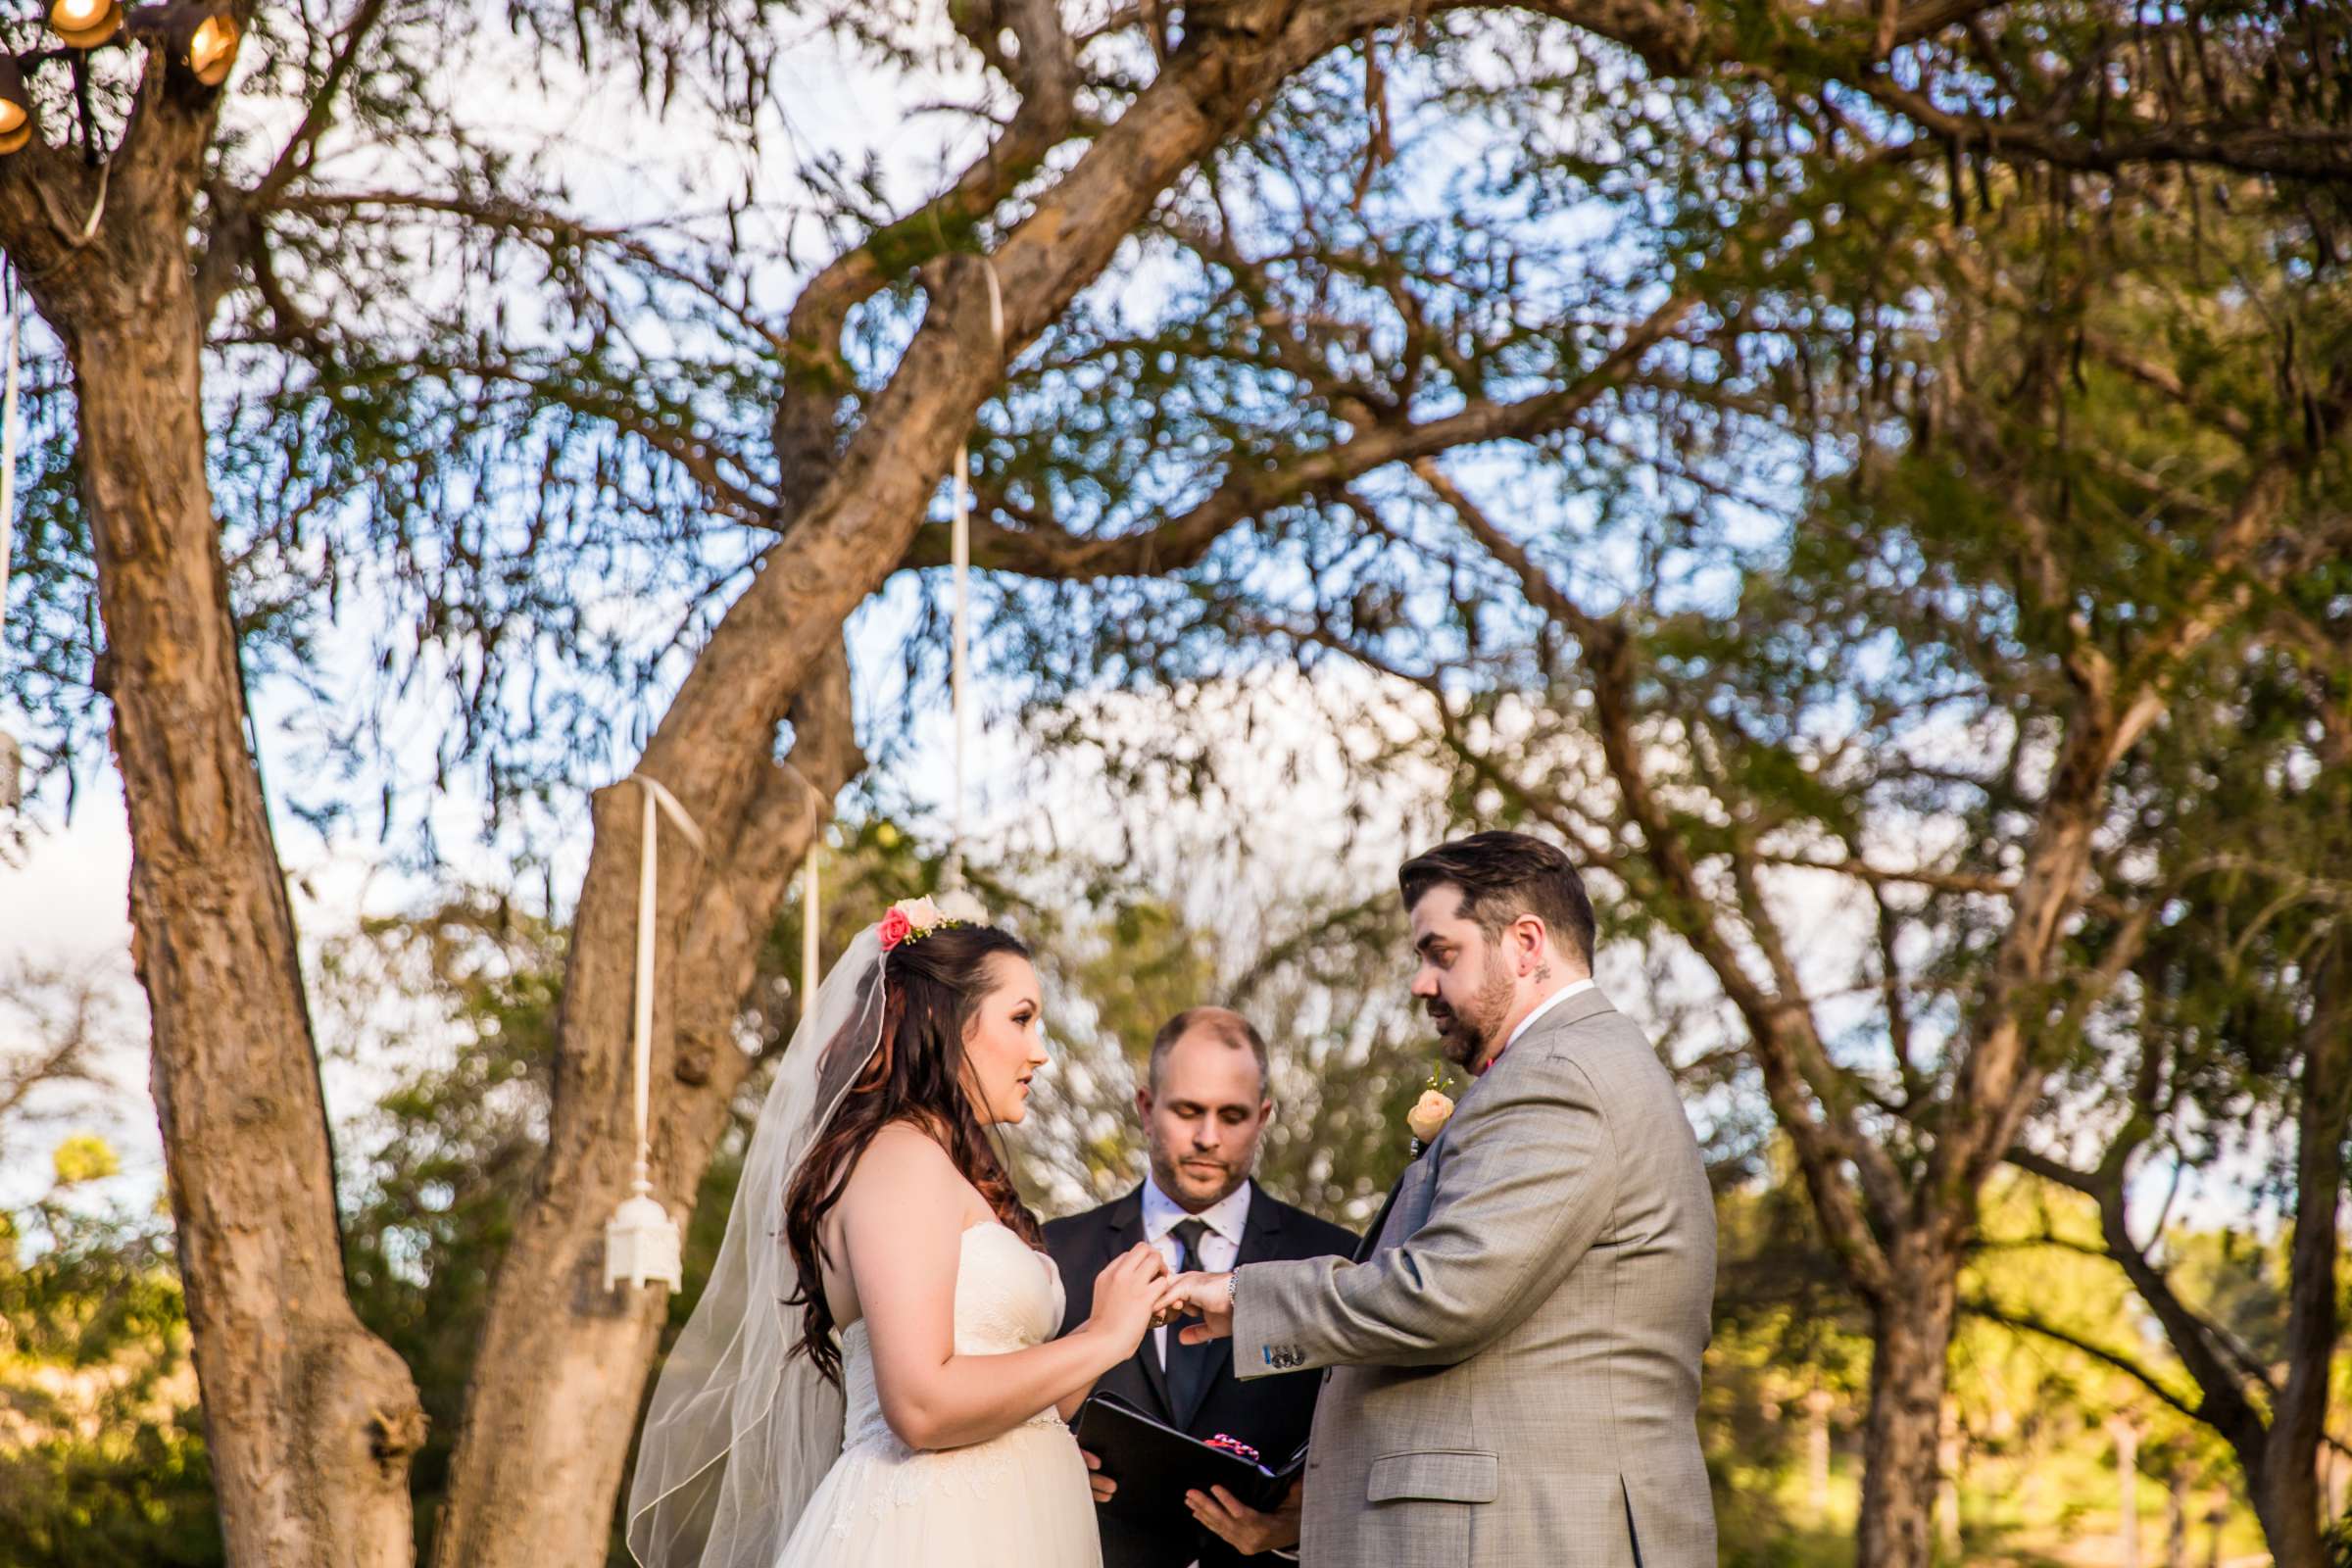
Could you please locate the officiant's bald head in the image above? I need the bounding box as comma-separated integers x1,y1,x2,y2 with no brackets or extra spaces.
1146,1006,1269,1095
1138,1006,1273,1211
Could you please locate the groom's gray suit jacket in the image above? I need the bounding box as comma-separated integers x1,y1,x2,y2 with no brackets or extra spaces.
1231,988,1716,1568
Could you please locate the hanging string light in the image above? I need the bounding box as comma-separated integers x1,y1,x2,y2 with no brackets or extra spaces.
939,260,1003,894
153,0,237,85
0,58,31,155
0,0,242,163
47,0,121,51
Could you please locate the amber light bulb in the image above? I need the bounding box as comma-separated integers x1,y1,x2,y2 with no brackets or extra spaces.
0,57,29,156
185,10,238,84
50,0,123,49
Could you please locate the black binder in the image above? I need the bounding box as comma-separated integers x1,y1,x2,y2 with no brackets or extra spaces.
1072,1390,1305,1541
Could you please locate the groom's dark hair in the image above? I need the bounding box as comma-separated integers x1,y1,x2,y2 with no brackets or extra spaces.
1399,831,1596,967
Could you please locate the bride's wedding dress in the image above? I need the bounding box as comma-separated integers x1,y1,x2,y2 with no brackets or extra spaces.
775,1221,1103,1567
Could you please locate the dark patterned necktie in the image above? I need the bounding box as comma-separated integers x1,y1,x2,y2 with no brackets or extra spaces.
1164,1217,1217,1419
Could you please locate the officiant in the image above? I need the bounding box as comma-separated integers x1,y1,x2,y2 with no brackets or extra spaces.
1046,1007,1355,1566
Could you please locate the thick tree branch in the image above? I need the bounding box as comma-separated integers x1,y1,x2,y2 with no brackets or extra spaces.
904,292,1695,577
770,0,1084,504
1867,80,2352,187
2006,1147,2266,1452
1962,1299,2207,1426
254,0,395,210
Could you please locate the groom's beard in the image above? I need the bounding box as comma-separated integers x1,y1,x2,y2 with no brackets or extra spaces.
1428,955,1514,1069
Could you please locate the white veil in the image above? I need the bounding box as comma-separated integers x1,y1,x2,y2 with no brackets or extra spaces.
625,923,889,1568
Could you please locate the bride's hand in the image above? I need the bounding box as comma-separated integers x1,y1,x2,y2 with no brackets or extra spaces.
1084,1243,1182,1349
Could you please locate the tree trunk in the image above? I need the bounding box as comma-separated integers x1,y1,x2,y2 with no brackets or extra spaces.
2251,936,2350,1568
419,278,1035,1568
421,661,860,1568
60,217,423,1565
1855,1239,1959,1568
422,11,1389,1562
2253,1424,2329,1568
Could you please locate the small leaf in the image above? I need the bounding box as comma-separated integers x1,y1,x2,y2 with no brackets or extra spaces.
52,1133,122,1186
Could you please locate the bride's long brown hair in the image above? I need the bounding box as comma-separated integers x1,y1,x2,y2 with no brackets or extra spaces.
782,921,1044,1386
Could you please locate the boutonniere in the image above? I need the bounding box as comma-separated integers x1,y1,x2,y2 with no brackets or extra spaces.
1404,1059,1456,1157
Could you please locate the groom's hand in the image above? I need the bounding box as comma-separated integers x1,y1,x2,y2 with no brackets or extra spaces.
1169,1271,1234,1344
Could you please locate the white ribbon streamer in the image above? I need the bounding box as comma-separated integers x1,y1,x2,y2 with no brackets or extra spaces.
629,773,705,1172
801,844,820,1020
939,257,1004,893
0,284,19,614
947,444,970,892
0,281,23,813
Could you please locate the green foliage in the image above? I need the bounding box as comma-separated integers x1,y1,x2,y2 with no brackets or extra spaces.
1701,1161,2286,1564
329,897,564,1549
0,1158,221,1567
49,1135,121,1188
0,1413,222,1568
2325,1506,2352,1568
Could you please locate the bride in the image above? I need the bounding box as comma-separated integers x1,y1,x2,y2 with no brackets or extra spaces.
627,896,1180,1568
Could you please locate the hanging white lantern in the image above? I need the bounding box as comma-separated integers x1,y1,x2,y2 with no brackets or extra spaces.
603,774,703,1295
605,1186,683,1293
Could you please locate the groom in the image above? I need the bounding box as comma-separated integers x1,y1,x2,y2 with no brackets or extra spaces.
1164,832,1717,1568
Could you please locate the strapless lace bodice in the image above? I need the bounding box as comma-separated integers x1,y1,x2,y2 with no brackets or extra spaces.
778,1221,1099,1564
838,1221,1067,1451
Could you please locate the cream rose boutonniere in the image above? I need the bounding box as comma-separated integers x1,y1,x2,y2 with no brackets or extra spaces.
1405,1060,1456,1155
1406,1090,1455,1143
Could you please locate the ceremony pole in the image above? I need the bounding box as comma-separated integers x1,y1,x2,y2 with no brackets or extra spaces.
802,845,820,1020
946,441,970,892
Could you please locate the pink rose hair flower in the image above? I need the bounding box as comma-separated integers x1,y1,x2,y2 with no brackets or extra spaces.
878,892,991,954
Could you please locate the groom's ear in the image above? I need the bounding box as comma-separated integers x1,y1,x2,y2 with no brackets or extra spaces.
1510,912,1550,972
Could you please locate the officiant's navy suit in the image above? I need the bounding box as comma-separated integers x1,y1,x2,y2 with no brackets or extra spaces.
1047,1183,1354,1568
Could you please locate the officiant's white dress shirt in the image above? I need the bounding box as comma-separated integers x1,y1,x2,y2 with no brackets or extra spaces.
1142,1174,1251,1370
